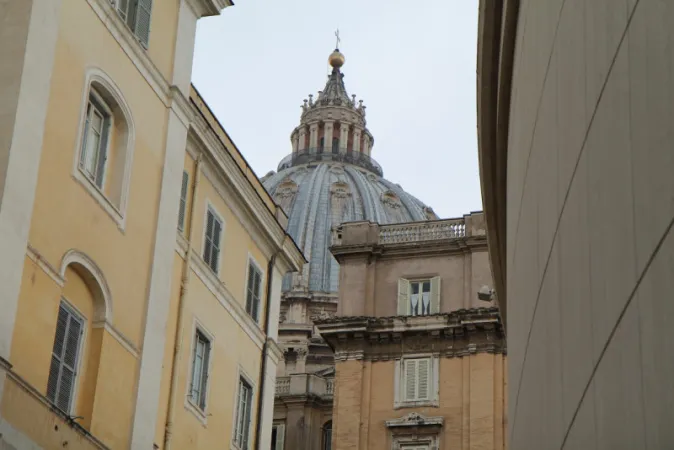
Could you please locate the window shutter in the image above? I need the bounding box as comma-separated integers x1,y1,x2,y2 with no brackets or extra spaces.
397,279,409,316
404,359,417,401
95,116,110,188
47,306,69,402
178,171,189,231
430,276,441,313
275,425,285,450
246,264,255,315
189,335,198,401
417,359,430,400
134,0,152,48
199,340,210,409
204,210,214,268
252,268,261,321
211,217,222,271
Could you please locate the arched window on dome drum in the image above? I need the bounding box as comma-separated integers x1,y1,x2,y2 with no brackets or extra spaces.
322,420,332,450
319,137,325,153
332,138,339,154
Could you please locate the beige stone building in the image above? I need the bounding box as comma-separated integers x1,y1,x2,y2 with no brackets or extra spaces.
316,214,507,450
477,0,674,448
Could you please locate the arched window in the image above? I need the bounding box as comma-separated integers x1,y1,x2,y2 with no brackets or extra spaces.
46,250,113,428
322,420,332,450
332,138,339,154
74,68,135,230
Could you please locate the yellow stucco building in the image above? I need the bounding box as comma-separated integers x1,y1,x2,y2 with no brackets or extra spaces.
0,1,304,449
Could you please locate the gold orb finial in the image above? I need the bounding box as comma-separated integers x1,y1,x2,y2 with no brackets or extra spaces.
329,49,345,68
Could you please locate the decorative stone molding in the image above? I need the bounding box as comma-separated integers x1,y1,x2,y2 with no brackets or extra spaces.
316,308,505,361
386,413,443,450
386,412,444,429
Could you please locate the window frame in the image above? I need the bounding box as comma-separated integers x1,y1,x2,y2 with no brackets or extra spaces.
271,422,286,450
202,201,225,274
111,0,153,48
185,318,215,422
72,69,136,231
397,277,441,317
394,354,439,409
244,255,265,324
177,170,189,232
232,368,256,450
79,89,113,192
46,299,87,415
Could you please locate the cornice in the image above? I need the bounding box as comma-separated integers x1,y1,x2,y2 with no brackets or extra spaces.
187,113,304,273
185,0,233,18
330,234,488,263
316,308,506,361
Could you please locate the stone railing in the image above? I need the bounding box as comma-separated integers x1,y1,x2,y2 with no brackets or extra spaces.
275,377,290,395
275,374,334,399
379,219,466,244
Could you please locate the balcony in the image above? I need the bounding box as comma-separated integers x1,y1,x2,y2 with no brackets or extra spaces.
378,218,466,244
275,373,334,399
277,148,383,177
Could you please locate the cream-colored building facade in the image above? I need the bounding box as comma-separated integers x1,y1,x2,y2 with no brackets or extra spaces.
0,1,304,449
316,214,507,450
477,0,674,448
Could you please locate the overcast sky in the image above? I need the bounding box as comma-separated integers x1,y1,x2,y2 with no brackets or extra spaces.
191,0,481,219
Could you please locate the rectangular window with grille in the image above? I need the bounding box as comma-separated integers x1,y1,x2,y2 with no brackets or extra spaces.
47,302,84,414
203,206,223,273
189,330,211,411
245,261,263,322
234,377,253,449
177,171,189,232
112,0,153,47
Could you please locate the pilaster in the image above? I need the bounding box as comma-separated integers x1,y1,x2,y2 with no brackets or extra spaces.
340,124,349,153
324,121,334,151
298,126,308,151
352,128,362,153
309,123,319,149
0,0,62,391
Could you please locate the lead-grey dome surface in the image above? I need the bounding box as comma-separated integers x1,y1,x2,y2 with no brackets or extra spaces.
263,161,435,293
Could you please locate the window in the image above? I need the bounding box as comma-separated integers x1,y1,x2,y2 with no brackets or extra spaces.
394,356,438,408
234,377,253,449
322,421,332,450
177,171,189,232
246,261,263,322
319,137,325,153
403,358,430,401
47,302,84,413
203,206,223,273
74,70,135,230
189,330,211,410
113,0,153,47
271,424,285,450
397,277,441,316
332,137,339,154
80,93,111,189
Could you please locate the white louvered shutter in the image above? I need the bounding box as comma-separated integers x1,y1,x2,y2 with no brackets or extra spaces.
397,278,410,315
211,215,222,270
47,304,83,413
178,171,189,231
134,0,153,47
417,358,430,400
404,359,417,401
275,424,285,450
199,338,210,409
430,276,441,313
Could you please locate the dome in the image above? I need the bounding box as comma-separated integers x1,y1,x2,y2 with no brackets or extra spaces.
262,48,437,296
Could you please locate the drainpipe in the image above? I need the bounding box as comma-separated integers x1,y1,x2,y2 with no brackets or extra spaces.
253,237,284,450
163,154,203,450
